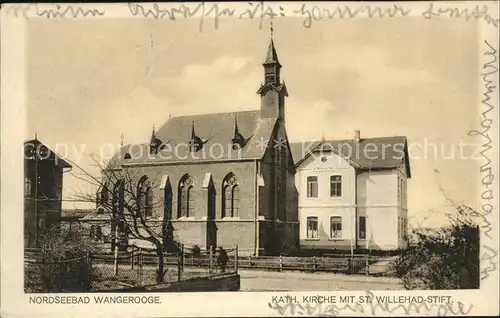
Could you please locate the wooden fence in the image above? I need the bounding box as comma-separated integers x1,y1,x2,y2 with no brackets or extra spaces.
91,250,375,275
25,247,378,276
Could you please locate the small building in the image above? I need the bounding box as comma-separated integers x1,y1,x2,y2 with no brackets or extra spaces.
290,130,411,252
24,137,72,247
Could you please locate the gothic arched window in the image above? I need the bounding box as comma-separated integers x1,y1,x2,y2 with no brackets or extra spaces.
137,176,152,217
222,173,239,218
178,175,194,218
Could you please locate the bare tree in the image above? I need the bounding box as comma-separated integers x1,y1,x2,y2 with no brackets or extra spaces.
65,154,176,283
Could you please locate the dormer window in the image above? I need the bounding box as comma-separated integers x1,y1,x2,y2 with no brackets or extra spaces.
124,153,131,160
189,136,203,152
231,117,246,150
189,121,203,153
231,134,246,150
149,126,163,155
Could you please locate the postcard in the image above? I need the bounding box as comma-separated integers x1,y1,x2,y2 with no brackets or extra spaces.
1,1,499,317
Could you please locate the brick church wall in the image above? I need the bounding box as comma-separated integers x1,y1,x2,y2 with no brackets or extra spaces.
124,160,256,220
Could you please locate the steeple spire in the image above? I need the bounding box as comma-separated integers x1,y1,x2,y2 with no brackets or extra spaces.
262,21,282,86
257,23,288,120
264,40,280,66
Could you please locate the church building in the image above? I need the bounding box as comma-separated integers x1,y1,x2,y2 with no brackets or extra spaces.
98,38,299,256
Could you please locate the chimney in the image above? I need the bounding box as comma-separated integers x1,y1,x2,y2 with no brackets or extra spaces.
354,130,361,142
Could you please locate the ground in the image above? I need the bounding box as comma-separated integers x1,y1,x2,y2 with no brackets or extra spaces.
92,263,403,291
238,270,403,291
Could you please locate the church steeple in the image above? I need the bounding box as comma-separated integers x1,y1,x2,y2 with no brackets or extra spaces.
263,23,282,85
257,22,288,120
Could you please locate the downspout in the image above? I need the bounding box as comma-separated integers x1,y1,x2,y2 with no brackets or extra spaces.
354,169,358,251
254,160,260,257
34,154,38,247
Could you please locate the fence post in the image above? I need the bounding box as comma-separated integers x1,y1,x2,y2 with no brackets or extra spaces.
235,245,239,274
131,249,134,269
312,256,316,272
137,248,142,286
177,250,181,282
348,257,352,275
86,250,92,288
279,254,283,272
141,249,144,285
181,244,185,272
86,251,91,268
365,255,369,276
209,247,213,276
114,244,119,276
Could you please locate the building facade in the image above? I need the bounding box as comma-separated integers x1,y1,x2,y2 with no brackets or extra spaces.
96,39,299,256
290,131,411,252
24,138,72,247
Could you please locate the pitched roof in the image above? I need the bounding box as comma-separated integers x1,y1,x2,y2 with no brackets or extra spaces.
256,82,289,96
108,110,278,167
290,136,411,178
24,138,72,168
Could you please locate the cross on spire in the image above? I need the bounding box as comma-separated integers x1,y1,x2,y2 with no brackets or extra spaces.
270,20,274,40
120,133,124,146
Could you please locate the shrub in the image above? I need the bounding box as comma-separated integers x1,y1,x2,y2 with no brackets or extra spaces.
394,205,480,290
25,224,98,293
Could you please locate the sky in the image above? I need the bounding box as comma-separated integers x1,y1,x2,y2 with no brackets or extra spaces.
26,16,481,228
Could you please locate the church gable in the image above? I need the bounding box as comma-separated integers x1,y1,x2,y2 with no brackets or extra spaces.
290,135,411,178
299,150,355,171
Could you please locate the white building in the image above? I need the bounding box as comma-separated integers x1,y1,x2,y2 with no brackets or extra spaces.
290,130,411,252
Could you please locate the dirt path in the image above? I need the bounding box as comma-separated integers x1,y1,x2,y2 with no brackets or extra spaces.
238,270,404,291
